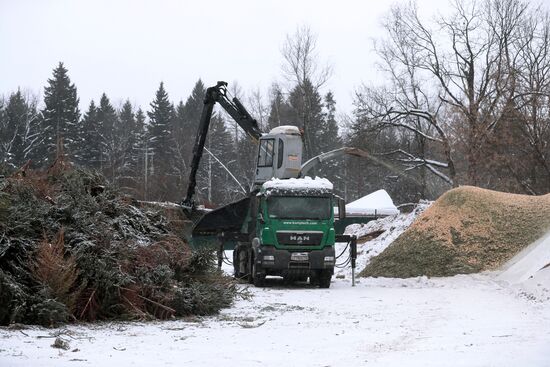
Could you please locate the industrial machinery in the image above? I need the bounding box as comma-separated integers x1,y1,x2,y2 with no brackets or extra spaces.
182,81,361,288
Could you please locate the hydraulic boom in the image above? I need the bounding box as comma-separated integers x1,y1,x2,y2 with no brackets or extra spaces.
182,81,262,210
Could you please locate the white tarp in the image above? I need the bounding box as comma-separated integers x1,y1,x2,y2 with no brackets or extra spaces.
336,189,400,216
499,230,550,284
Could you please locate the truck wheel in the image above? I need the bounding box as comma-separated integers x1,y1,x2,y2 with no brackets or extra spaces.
233,249,242,279
318,270,332,289
247,251,254,284
252,260,265,287
309,272,319,286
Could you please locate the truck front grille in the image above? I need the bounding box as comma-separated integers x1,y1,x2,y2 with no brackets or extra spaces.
276,231,323,246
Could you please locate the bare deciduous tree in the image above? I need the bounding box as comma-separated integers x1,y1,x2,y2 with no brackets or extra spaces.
281,25,332,158
355,0,543,192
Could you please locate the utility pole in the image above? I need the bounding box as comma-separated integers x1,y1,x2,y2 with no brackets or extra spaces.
141,142,154,201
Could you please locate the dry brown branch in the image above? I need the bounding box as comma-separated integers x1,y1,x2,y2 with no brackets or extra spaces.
30,228,79,313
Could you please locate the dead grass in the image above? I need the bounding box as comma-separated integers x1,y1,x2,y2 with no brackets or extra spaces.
361,186,550,278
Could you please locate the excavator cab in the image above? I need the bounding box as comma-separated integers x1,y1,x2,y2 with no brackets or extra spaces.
254,126,303,185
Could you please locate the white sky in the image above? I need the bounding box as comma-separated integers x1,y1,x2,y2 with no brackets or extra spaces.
0,0,446,116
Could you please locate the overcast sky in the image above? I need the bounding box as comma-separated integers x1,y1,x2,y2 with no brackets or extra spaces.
1,0,446,116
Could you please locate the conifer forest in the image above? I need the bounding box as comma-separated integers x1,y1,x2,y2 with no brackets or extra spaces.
2,1,550,205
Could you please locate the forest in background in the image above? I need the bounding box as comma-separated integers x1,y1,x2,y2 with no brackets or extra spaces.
1,0,550,207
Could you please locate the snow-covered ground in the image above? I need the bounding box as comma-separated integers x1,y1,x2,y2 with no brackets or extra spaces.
2,202,550,367
335,201,431,279
1,274,549,367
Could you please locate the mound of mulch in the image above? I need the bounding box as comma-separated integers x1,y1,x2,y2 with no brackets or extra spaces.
361,186,550,278
0,163,236,326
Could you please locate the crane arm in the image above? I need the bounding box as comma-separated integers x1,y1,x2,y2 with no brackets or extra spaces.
181,81,262,210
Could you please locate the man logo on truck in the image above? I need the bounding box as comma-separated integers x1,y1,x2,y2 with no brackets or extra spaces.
290,235,310,243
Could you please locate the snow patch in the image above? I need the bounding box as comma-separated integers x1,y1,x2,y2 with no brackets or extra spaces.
268,125,301,135
335,201,432,278
498,230,550,302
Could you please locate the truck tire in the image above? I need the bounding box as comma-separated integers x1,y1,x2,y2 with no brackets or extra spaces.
252,257,265,287
247,251,254,284
318,270,332,289
233,249,242,279
309,272,319,287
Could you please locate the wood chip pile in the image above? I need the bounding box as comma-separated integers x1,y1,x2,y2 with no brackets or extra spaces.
361,186,550,278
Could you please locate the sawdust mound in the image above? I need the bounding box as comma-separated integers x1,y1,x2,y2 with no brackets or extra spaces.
361,186,550,278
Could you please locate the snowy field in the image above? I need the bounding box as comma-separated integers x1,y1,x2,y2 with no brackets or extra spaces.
1,273,549,367
1,203,549,366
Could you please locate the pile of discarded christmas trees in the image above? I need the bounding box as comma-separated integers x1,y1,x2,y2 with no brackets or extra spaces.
0,160,235,326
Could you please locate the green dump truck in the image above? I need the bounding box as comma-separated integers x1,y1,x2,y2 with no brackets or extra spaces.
235,177,338,287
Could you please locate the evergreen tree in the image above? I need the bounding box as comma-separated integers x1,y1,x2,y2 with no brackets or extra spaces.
1,90,40,168
317,91,343,193
288,78,324,159
179,79,206,158
132,108,148,198
0,96,10,168
97,93,119,178
321,91,340,151
206,115,234,204
147,82,173,164
39,62,80,165
77,100,102,168
171,100,189,193
118,100,136,177
266,86,294,131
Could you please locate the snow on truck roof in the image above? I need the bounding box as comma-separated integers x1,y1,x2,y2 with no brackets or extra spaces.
336,189,400,216
268,125,301,136
262,176,333,191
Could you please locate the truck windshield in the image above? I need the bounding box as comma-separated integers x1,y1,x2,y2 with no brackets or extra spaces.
267,196,331,220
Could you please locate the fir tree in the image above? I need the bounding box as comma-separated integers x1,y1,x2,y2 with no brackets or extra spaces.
1,90,40,168
266,86,294,131
77,100,102,168
288,78,324,159
179,79,206,158
147,82,174,166
0,97,9,168
118,100,136,177
97,93,119,178
321,91,340,151
205,115,233,204
319,91,343,194
133,108,147,168
39,62,80,165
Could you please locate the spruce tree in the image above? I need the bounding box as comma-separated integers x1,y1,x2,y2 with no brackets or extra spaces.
266,87,294,131
320,91,343,194
207,115,233,204
147,82,174,165
321,91,340,151
1,90,40,168
97,93,119,178
39,62,80,165
78,100,102,168
118,100,136,176
179,79,206,158
133,108,148,198
0,96,10,168
288,78,324,159
170,80,208,202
